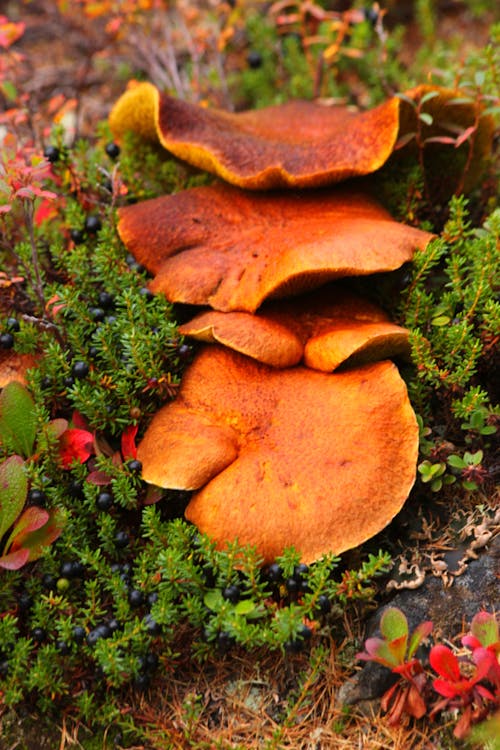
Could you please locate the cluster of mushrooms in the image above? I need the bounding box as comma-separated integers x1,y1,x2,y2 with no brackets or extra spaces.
109,82,492,564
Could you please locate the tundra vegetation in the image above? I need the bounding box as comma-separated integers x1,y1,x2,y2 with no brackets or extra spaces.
0,2,498,748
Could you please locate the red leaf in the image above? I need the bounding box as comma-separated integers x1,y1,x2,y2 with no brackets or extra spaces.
9,508,65,562
9,506,50,549
455,125,477,148
429,644,461,682
34,197,58,226
85,470,112,485
0,547,30,570
121,424,138,460
58,428,94,468
71,411,90,430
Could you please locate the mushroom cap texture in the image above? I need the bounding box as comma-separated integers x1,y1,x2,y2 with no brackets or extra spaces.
109,81,400,189
117,184,434,313
0,352,38,388
137,346,419,564
178,285,411,370
109,82,493,192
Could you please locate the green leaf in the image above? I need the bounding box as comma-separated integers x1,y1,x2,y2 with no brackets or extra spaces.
419,90,440,105
234,599,256,615
447,454,465,469
0,455,27,540
431,315,451,326
0,80,18,102
418,112,433,126
470,611,499,648
0,382,37,458
203,589,224,611
408,620,433,658
380,607,409,643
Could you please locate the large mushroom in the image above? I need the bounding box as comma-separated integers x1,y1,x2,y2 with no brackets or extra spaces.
137,346,419,564
178,284,411,371
117,184,433,313
109,82,493,192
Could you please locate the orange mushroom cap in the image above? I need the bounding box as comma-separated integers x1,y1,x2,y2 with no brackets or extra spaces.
117,184,433,313
178,284,411,370
137,346,419,564
109,81,400,189
109,82,493,192
0,352,38,389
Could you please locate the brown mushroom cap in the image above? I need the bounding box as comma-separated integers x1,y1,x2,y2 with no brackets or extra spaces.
137,346,419,564
117,184,433,313
0,352,38,388
179,285,411,370
109,82,493,193
109,81,401,189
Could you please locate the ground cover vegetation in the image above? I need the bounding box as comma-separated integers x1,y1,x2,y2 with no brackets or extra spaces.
0,1,499,748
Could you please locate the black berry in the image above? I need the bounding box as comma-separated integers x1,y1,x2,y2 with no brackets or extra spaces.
31,627,46,643
55,639,70,654
0,333,14,349
28,488,46,506
143,614,161,635
144,651,159,671
44,145,60,163
105,142,120,159
90,307,106,322
217,631,235,653
115,530,129,548
317,594,331,614
86,625,110,646
85,215,102,234
147,592,159,607
139,287,154,301
134,672,150,691
68,480,84,498
72,626,86,643
247,50,263,69
96,492,113,511
72,360,89,379
128,589,145,608
266,563,282,582
70,228,85,244
177,343,192,361
222,585,241,604
98,291,114,309
126,254,145,273
294,563,309,579
42,573,56,590
127,459,142,473
18,592,33,613
6,317,20,332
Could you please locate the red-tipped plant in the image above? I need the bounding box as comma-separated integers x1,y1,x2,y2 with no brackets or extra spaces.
357,607,433,725
429,643,498,739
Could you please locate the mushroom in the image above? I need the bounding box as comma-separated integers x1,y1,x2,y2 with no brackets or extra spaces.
0,352,37,388
137,345,419,564
117,184,433,313
109,81,400,189
109,82,493,192
178,284,411,371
